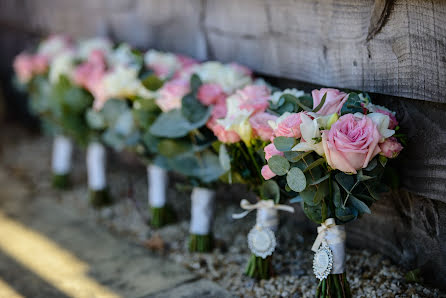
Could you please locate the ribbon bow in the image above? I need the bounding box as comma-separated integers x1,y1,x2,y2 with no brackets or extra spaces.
232,199,294,220
311,218,336,252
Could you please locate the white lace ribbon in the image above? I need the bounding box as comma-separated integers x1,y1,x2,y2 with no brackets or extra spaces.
52,135,73,175
189,187,215,235
312,218,346,274
147,165,167,208
86,142,106,191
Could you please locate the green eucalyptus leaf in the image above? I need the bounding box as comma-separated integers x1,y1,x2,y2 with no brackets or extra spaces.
260,180,280,203
364,158,378,171
181,93,208,123
102,99,129,124
303,202,323,224
284,151,312,163
303,158,326,173
142,131,160,153
157,139,193,158
300,187,318,206
335,172,355,193
190,74,203,93
340,92,363,115
335,206,358,222
86,109,106,129
268,155,290,176
150,109,211,138
286,167,307,192
349,195,371,214
141,74,164,91
333,181,342,208
114,110,135,136
273,136,296,152
309,173,330,185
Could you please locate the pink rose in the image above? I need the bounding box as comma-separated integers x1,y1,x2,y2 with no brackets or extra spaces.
177,54,197,69
250,113,277,141
312,88,348,115
261,165,276,180
207,120,241,143
229,63,253,76
13,53,34,83
156,79,190,112
274,113,303,138
237,85,270,114
264,143,284,161
32,54,49,74
379,137,403,158
322,114,381,173
197,83,226,106
13,53,49,83
73,50,108,110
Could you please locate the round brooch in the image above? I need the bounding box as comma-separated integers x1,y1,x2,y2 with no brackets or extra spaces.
247,225,276,259
313,242,333,280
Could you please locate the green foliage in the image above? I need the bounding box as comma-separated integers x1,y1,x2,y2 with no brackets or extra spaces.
260,180,280,203
181,93,209,123
273,136,295,152
141,74,164,91
268,93,313,115
340,92,363,115
150,109,211,138
268,155,290,176
286,167,306,192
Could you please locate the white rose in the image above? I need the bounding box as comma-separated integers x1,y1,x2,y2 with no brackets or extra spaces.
49,51,76,84
365,112,395,140
270,88,305,105
103,66,154,99
78,38,113,59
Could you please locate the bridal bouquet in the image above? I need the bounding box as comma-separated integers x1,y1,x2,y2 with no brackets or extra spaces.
13,35,85,189
79,40,157,208
263,88,403,297
149,61,253,251
132,49,198,227
209,84,303,279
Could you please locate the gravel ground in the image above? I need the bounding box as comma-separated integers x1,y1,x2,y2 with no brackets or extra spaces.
1,125,444,298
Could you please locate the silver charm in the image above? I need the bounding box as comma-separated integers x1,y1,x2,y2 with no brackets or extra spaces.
247,225,276,259
313,242,333,280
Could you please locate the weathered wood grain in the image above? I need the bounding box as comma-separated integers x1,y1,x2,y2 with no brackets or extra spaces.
3,0,446,103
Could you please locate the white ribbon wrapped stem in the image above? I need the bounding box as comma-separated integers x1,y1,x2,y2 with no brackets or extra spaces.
312,218,346,274
232,199,294,219
52,135,73,175
257,208,279,231
86,142,106,191
189,187,215,235
147,165,167,208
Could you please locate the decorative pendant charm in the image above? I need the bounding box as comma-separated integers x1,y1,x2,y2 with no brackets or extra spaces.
313,242,333,280
247,225,276,259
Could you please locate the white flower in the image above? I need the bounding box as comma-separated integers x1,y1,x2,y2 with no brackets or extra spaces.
216,94,253,143
37,35,70,59
365,112,395,140
78,38,113,59
270,88,305,105
194,62,252,94
144,50,180,78
49,51,76,84
103,65,154,100
292,113,324,156
109,44,141,70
